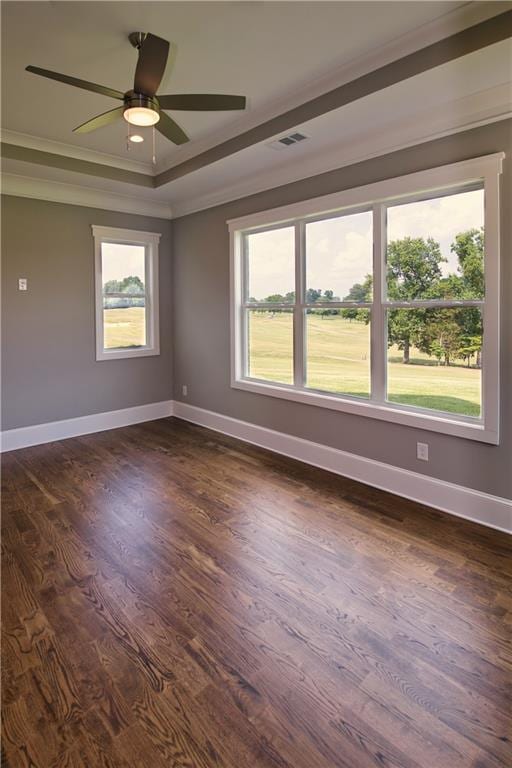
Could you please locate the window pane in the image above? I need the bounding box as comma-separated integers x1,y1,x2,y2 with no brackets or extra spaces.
102,242,146,295
306,211,373,303
102,242,147,350
246,227,295,303
306,309,370,398
103,298,146,349
386,308,482,417
247,309,293,384
386,188,484,300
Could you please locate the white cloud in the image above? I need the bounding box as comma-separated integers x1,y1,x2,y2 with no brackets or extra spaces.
306,211,372,298
246,190,483,300
248,226,295,299
388,188,484,275
102,243,145,284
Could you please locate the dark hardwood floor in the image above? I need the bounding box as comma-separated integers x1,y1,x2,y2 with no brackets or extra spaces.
2,417,511,768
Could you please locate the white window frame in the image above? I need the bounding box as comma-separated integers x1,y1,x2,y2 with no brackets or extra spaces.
229,153,504,444
92,225,160,361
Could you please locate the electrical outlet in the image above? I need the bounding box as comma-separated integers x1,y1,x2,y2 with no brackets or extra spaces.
417,442,429,461
182,385,188,397
18,278,28,291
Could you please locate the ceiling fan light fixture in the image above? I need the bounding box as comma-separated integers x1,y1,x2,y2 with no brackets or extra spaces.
123,106,160,126
27,32,247,147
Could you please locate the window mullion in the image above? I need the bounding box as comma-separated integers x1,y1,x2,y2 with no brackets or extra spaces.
241,234,249,377
293,221,306,388
371,204,386,403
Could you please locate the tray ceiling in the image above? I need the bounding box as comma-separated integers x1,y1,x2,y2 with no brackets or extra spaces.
2,1,467,166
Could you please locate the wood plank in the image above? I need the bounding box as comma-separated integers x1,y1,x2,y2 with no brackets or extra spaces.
2,418,511,768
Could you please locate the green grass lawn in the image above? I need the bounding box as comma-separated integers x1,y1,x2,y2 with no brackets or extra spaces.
105,308,480,417
248,312,481,417
104,307,146,349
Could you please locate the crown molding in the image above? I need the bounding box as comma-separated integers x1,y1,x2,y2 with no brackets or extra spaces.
171,89,512,218
1,142,153,187
3,87,509,221
154,1,512,174
0,129,153,175
1,173,172,219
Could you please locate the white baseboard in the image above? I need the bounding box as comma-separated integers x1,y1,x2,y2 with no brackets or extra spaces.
0,400,174,453
173,401,512,534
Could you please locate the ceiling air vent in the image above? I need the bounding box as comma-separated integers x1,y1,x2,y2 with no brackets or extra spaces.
267,131,309,150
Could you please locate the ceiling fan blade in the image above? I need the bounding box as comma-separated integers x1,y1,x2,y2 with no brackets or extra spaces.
134,33,169,97
158,94,246,111
73,106,125,134
26,66,124,100
156,112,189,145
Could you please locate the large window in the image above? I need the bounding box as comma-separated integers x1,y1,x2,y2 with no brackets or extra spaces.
230,154,502,443
93,226,160,361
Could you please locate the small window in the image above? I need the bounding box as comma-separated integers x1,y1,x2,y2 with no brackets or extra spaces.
92,226,160,361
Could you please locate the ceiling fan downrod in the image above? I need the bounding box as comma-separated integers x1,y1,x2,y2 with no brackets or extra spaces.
128,32,147,51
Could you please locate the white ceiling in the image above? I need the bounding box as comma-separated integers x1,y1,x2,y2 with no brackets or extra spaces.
1,0,468,166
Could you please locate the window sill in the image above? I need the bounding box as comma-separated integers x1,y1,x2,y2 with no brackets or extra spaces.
231,377,498,444
96,346,160,362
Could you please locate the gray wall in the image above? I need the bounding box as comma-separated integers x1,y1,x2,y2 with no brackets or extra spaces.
1,196,172,430
172,120,512,499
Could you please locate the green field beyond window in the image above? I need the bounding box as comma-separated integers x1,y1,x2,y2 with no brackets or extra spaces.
101,242,147,349
241,187,485,419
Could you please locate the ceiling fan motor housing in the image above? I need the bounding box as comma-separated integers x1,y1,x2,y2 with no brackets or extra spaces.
128,32,147,50
124,91,159,111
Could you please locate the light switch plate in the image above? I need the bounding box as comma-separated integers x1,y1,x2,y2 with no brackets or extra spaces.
18,278,28,291
417,442,429,461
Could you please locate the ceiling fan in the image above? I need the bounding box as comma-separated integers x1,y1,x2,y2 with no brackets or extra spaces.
26,32,247,145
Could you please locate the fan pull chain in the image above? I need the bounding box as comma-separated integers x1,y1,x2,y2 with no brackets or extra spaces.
152,126,156,165
126,121,131,151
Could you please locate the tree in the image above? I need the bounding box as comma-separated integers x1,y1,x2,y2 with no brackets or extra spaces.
263,293,286,303
456,306,483,368
388,308,425,364
451,228,484,367
457,335,482,368
318,289,342,317
306,288,322,304
260,292,286,317
387,237,445,363
415,308,462,366
104,275,144,295
343,281,371,303
387,237,445,300
451,228,484,299
341,276,372,323
119,275,144,294
104,279,121,294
